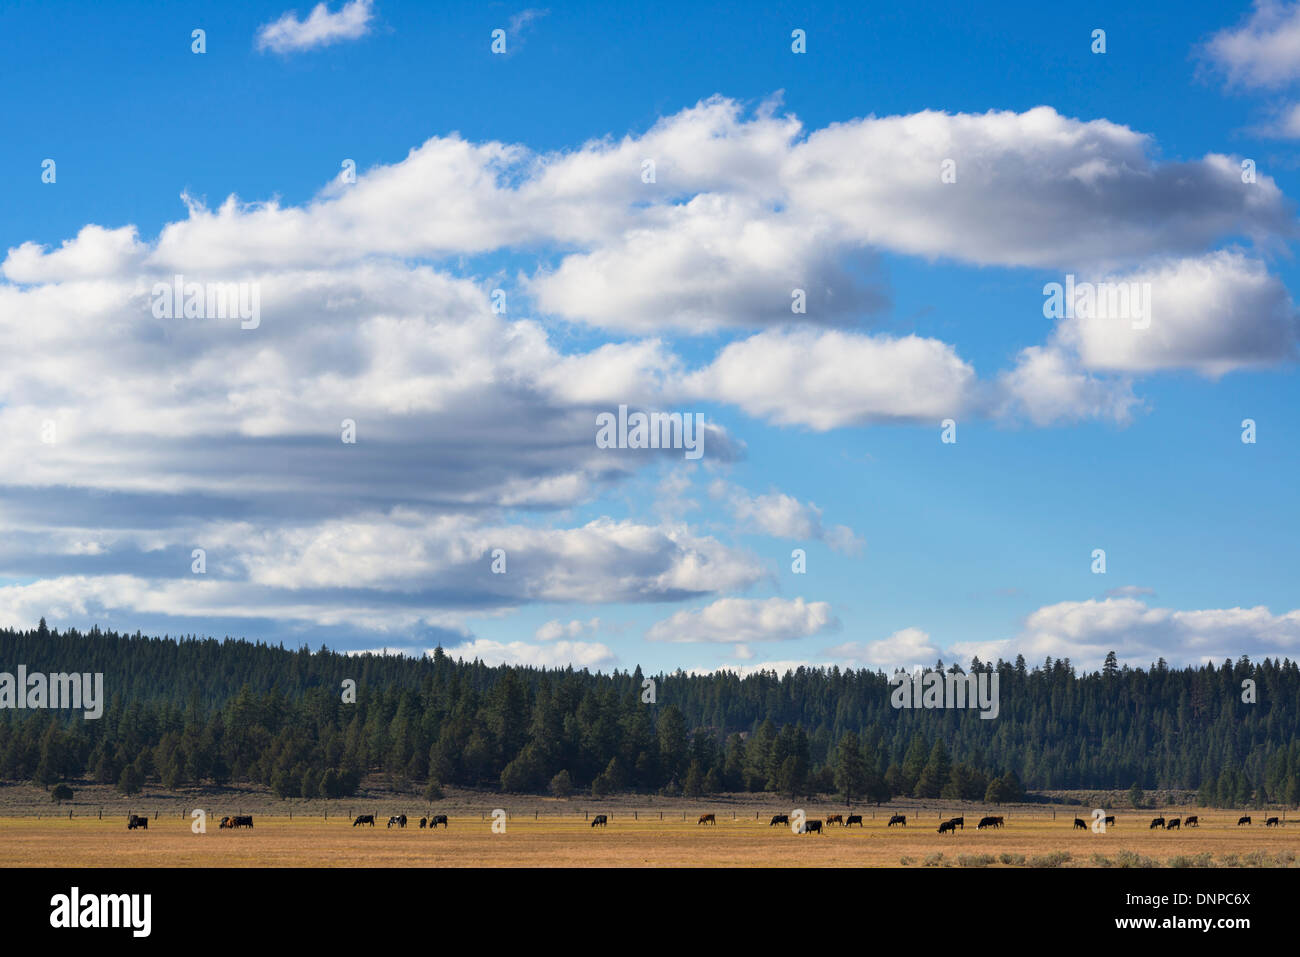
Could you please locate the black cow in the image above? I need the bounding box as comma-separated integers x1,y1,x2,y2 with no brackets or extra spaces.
949,816,964,830
1266,817,1281,827
938,819,956,835
387,814,407,829
846,814,863,827
127,814,148,830
591,814,608,827
769,814,789,826
1104,815,1116,827
991,816,1004,828
419,817,427,828
804,819,823,834
1073,817,1087,830
430,814,448,828
1150,817,1165,829
1184,816,1198,828
698,813,716,825
888,814,907,827
1238,816,1251,826
353,814,375,827
1167,817,1181,830
229,815,253,828
977,816,998,829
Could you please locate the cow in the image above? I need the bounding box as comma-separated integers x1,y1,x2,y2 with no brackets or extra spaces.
127,814,148,830
949,816,964,830
1104,815,1116,827
826,814,843,826
769,814,789,827
804,819,823,834
938,819,956,835
1238,816,1251,826
591,814,608,828
353,814,375,827
219,816,231,828
977,816,998,829
419,817,427,829
888,814,907,827
229,815,253,828
1073,818,1087,830
1167,818,1181,830
1185,816,1198,828
387,814,407,829
846,814,863,827
430,814,448,828
1149,817,1165,829
1266,817,1281,827
698,813,716,825
991,816,1005,828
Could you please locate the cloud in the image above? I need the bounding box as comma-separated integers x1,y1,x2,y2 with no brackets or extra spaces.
718,484,864,555
1054,251,1299,378
997,346,1141,426
443,638,616,669
256,0,375,54
684,328,977,429
823,627,944,669
1201,1,1300,89
535,617,601,641
1010,597,1300,666
646,596,838,644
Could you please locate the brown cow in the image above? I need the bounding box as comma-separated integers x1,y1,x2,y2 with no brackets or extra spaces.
826,814,843,826
698,813,716,825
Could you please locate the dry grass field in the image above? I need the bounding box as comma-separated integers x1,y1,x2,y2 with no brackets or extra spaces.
1,809,1296,867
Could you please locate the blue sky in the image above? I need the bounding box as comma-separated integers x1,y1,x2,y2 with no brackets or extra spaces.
2,0,1299,673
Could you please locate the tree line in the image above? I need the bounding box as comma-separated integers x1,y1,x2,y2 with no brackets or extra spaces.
1,621,1298,808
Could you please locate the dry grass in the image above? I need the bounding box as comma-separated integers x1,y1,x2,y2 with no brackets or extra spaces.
1,809,1296,868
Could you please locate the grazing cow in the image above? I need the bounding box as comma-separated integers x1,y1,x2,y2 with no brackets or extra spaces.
1149,817,1165,830
591,814,608,828
230,815,253,828
1167,818,1181,830
1266,817,1281,827
826,814,843,826
419,817,427,829
977,816,998,829
698,813,716,825
949,816,964,830
1073,818,1087,830
1185,816,1198,828
430,814,448,828
353,814,375,827
387,815,407,829
1104,815,1116,827
888,814,907,827
991,816,1005,828
1238,816,1251,826
769,814,789,827
846,814,863,827
938,820,956,835
127,814,148,830
804,819,823,834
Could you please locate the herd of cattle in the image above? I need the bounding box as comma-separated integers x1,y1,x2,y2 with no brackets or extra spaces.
350,813,450,828
124,810,1288,832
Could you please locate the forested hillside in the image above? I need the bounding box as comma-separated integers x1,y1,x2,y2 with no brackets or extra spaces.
2,621,1298,807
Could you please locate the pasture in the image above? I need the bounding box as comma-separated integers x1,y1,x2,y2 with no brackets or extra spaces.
1,809,1296,867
